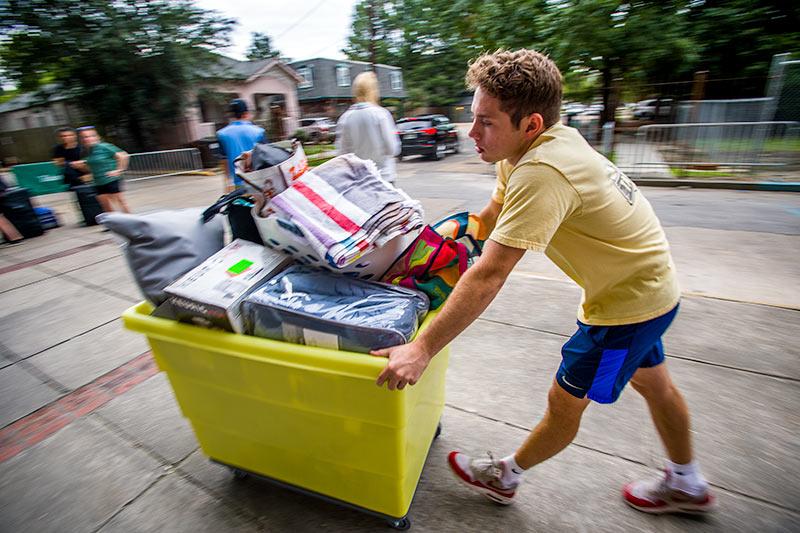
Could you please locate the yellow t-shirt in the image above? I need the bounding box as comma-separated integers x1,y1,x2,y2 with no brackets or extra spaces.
490,122,680,326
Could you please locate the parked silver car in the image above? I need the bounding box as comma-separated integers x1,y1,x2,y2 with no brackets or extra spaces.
633,98,673,120
297,117,336,142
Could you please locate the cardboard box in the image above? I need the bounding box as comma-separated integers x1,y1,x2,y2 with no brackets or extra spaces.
165,239,291,333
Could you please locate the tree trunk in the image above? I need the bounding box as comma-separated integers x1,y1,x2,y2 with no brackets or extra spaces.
601,66,614,125
368,0,376,71
126,115,147,153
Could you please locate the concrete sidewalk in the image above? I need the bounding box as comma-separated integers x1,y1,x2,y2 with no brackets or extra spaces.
0,168,798,532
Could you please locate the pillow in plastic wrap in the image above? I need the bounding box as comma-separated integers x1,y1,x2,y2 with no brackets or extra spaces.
242,266,429,353
97,208,225,305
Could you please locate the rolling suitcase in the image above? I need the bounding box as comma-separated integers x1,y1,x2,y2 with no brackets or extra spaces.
73,184,104,226
0,187,44,238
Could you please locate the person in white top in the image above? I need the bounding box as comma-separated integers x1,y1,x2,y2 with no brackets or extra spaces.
336,71,401,183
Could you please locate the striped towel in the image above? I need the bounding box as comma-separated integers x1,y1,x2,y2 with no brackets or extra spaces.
269,154,423,268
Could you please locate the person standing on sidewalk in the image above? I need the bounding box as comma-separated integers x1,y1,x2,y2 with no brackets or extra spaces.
336,71,401,184
217,98,265,191
372,49,715,515
75,127,131,214
0,175,24,245
52,127,87,190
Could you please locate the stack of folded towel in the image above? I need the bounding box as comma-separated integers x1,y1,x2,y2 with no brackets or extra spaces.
269,154,423,268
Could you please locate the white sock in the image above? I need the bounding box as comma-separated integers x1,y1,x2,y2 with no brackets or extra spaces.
500,455,525,487
666,460,708,497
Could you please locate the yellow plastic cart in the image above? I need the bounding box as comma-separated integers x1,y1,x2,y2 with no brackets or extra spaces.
122,302,449,530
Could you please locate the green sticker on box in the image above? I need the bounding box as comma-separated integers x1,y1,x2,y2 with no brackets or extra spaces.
227,259,253,275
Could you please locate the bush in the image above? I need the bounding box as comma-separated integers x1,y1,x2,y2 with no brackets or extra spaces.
292,129,309,143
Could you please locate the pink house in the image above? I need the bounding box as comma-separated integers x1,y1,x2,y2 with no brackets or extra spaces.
185,56,303,143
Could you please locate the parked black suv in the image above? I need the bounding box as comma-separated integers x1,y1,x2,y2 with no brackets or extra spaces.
396,115,460,160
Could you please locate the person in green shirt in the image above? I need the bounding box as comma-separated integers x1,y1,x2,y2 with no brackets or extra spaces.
75,127,131,213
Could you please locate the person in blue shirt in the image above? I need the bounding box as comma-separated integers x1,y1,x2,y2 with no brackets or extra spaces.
216,99,266,190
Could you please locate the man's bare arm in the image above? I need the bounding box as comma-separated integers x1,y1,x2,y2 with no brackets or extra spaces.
374,239,525,389
479,198,503,236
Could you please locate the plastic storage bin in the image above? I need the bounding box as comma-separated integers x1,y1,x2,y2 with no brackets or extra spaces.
122,301,448,529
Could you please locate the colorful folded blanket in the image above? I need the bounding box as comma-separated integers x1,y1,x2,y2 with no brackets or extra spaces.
269,154,423,268
382,212,486,309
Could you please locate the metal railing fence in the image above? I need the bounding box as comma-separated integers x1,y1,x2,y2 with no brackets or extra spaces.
622,121,799,178
125,148,203,181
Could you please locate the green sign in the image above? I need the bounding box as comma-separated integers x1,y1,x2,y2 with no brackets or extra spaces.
11,162,68,196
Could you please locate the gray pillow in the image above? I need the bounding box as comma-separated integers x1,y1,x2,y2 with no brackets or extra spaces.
98,208,225,305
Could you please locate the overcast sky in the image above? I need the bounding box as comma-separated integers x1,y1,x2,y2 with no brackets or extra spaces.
194,0,360,62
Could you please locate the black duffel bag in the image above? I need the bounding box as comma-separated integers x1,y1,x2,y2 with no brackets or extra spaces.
202,189,263,245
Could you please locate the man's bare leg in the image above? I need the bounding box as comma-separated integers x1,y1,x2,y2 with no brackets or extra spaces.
447,379,590,504
629,363,692,464
514,380,590,468
623,362,713,513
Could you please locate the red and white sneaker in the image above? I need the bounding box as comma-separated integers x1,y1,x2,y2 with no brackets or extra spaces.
623,471,715,514
447,451,518,505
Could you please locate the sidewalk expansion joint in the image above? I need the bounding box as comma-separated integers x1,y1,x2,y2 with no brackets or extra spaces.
477,316,570,339
34,252,123,278
13,358,70,395
5,317,121,368
475,317,800,383
58,270,140,304
90,471,169,533
88,408,266,530
0,239,114,275
508,271,800,312
0,351,158,463
173,461,271,531
681,290,800,312
90,412,175,467
0,248,122,297
443,403,800,517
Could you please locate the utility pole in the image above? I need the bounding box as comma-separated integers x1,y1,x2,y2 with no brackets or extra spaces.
690,70,708,123
368,0,376,71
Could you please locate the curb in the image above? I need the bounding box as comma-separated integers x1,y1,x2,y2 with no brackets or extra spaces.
307,151,337,161
633,179,800,192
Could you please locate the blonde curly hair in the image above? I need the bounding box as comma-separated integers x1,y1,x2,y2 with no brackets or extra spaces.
466,49,563,128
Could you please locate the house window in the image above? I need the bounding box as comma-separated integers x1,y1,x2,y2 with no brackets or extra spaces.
336,65,350,87
297,66,313,89
390,71,402,91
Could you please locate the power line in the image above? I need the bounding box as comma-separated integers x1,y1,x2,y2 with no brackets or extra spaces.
307,37,347,58
274,0,327,40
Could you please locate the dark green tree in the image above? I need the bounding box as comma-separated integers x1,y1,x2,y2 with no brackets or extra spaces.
685,0,800,98
0,0,235,150
345,0,550,109
344,0,799,115
246,32,280,60
543,0,696,123
343,0,403,67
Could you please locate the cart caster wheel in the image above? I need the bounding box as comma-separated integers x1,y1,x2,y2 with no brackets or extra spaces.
388,517,411,530
231,468,248,480
434,423,442,440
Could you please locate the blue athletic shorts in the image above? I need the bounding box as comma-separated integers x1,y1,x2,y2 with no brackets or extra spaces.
556,304,679,404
